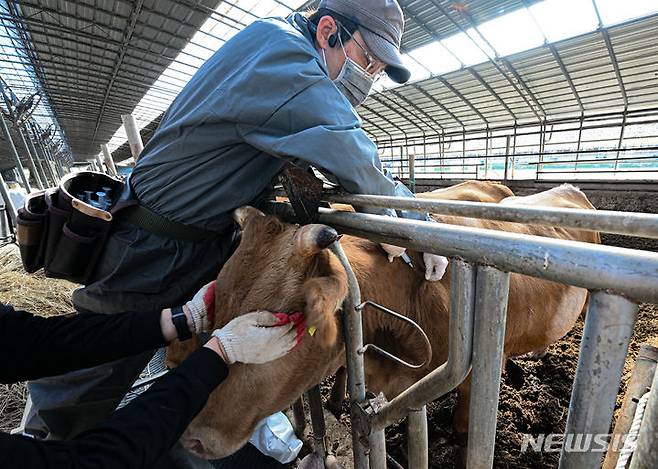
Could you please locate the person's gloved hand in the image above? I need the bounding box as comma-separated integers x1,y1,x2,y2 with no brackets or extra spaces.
185,281,216,333
213,311,299,364
380,242,406,262
423,253,449,281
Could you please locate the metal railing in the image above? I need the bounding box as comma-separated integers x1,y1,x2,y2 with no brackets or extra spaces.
289,193,658,469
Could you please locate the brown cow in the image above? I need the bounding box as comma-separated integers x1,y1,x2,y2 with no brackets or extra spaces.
416,180,514,203
172,183,598,461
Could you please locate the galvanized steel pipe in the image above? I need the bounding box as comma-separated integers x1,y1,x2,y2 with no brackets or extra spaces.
0,113,31,192
0,171,17,225
368,428,386,469
330,241,370,469
318,209,658,304
16,127,44,190
21,127,49,188
407,406,429,469
558,292,639,469
466,266,510,469
323,193,658,240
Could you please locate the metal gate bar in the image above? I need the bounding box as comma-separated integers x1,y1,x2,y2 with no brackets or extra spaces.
407,406,429,469
467,266,511,468
559,292,639,468
330,242,370,469
318,209,658,303
323,193,658,240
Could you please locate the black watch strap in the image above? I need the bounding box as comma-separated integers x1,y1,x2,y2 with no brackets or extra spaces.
171,306,192,341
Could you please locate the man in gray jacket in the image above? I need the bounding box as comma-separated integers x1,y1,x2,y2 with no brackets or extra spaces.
25,0,447,466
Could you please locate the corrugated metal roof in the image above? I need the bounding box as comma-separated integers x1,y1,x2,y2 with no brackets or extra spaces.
2,0,657,174
3,0,221,164
360,12,658,143
400,0,542,51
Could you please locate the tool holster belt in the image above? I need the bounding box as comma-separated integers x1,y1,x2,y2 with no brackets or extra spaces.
119,205,224,242
16,171,226,285
16,171,123,284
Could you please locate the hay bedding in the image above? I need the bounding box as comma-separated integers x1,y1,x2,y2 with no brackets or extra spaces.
0,243,77,433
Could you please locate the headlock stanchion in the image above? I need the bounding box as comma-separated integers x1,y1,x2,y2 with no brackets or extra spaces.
329,242,370,469
302,191,658,469
559,292,639,469
467,266,510,469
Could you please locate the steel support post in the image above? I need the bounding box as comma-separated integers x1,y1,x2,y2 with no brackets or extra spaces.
628,367,658,469
409,151,416,193
122,114,144,161
0,170,17,225
44,143,62,180
368,428,386,469
21,126,49,188
29,126,56,185
466,266,510,469
16,127,44,189
94,155,104,174
559,292,639,469
0,113,31,192
407,406,429,469
330,242,370,469
101,143,119,177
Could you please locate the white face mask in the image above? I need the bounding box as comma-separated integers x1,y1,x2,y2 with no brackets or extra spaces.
322,37,376,108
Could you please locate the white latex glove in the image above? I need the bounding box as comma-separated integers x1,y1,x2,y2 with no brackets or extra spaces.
423,253,449,282
184,281,216,333
213,311,297,364
380,242,406,263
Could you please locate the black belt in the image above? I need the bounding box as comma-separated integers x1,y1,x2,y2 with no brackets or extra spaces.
120,205,232,242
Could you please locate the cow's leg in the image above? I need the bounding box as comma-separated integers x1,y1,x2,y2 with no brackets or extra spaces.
326,367,346,417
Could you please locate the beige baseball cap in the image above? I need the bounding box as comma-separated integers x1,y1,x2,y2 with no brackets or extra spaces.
318,0,411,83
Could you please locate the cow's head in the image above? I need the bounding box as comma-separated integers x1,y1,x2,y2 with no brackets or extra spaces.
176,206,349,458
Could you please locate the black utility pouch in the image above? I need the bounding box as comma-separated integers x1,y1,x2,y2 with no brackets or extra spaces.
16,190,48,273
17,171,124,284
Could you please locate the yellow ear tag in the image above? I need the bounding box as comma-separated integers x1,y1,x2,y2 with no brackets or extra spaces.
308,326,317,337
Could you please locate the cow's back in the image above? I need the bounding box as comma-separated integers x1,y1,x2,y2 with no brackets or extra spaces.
499,184,600,244
417,180,514,203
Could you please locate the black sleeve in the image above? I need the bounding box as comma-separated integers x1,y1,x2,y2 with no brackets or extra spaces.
0,348,228,469
0,303,166,383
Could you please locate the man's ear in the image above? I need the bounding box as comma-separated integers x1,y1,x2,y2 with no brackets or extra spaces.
302,271,348,348
315,15,338,49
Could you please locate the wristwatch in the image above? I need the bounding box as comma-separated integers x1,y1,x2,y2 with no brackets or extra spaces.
171,306,192,341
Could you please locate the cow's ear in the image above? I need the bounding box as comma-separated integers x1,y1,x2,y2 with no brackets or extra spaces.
294,224,341,257
302,271,348,347
233,206,265,229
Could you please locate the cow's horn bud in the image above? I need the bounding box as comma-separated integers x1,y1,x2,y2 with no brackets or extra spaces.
233,206,265,228
295,224,340,256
